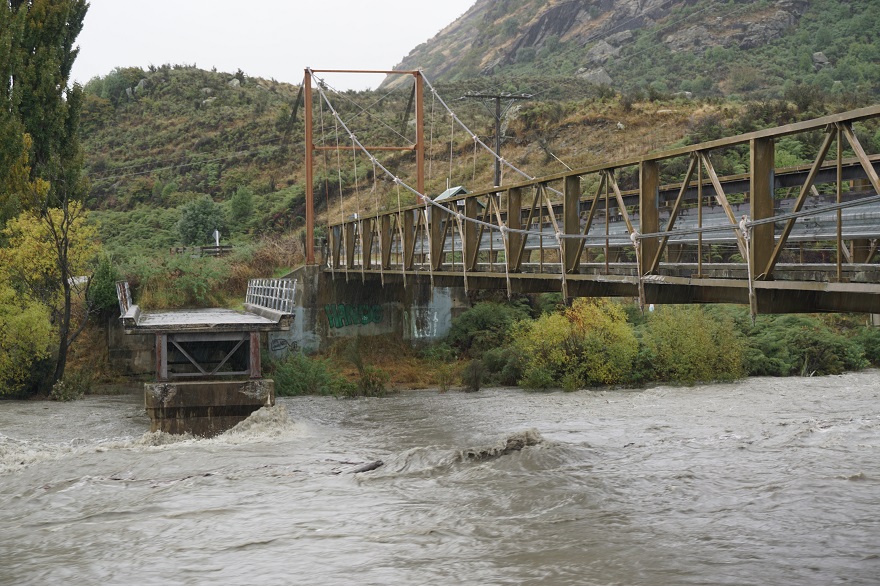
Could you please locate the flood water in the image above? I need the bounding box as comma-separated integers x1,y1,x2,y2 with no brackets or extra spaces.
1,373,879,585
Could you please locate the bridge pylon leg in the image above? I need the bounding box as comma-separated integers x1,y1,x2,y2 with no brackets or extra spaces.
639,161,660,276
564,175,581,273
750,137,775,280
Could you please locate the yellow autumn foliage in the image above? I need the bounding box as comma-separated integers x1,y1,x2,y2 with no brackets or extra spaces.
0,203,99,307
0,282,53,395
513,298,638,389
0,204,99,393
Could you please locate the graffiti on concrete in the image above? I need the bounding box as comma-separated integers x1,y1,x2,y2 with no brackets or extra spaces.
270,337,299,352
405,308,440,339
325,303,383,329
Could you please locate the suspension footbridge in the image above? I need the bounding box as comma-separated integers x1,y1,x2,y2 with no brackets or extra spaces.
301,69,880,317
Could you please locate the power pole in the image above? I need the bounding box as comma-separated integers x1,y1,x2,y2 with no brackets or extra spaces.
459,91,532,187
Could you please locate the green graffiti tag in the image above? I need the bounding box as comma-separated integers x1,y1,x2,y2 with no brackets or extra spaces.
325,304,383,329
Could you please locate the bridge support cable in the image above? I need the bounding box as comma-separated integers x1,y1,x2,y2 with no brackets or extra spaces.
488,191,513,298
395,181,407,288
739,215,757,323
308,70,560,269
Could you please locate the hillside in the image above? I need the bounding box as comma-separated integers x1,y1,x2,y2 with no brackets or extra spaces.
77,0,880,265
385,0,880,100
79,66,714,251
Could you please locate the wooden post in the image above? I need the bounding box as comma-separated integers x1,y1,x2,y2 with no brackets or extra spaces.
345,223,356,269
750,137,775,279
563,174,581,273
156,334,168,381
249,332,261,379
639,161,660,275
404,209,415,269
362,218,374,269
507,187,523,272
464,198,479,270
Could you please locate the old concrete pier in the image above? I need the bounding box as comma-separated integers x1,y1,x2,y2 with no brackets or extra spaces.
118,279,294,436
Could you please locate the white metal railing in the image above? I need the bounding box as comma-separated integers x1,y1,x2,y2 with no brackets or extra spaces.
245,278,297,314
116,280,132,314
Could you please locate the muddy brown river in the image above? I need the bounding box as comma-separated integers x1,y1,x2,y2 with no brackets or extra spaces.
1,373,879,585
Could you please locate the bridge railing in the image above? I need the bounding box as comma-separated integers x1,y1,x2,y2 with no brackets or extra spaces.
245,278,297,314
326,105,880,312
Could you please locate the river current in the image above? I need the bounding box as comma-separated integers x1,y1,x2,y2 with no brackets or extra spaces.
1,373,878,585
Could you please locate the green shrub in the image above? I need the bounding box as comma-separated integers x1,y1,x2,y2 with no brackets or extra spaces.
419,341,456,363
643,305,745,384
339,336,391,398
482,346,524,386
50,370,92,401
513,298,638,388
128,253,230,308
447,301,530,357
177,195,226,245
88,254,122,314
271,352,348,396
745,314,867,376
356,365,390,397
461,359,485,392
435,363,456,392
855,327,880,365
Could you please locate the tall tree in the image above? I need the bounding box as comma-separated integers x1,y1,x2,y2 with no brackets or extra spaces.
1,0,90,386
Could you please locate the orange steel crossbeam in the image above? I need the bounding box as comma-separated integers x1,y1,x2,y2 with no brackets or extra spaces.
303,68,425,265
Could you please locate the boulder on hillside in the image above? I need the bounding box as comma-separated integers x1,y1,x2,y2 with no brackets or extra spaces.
812,51,831,71
585,40,620,65
576,67,613,86
227,78,241,88
605,30,634,46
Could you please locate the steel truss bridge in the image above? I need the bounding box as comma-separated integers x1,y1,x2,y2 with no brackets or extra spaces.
319,99,880,315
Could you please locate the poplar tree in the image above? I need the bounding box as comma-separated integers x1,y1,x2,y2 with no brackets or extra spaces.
1,0,91,387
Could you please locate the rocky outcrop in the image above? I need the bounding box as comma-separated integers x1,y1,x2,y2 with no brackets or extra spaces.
812,51,831,71
584,40,619,65
664,1,807,53
383,0,812,89
576,66,613,85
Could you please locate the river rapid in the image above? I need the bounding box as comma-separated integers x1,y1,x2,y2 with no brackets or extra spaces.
1,373,878,585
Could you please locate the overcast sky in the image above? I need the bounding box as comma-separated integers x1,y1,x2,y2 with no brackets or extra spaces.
70,0,476,91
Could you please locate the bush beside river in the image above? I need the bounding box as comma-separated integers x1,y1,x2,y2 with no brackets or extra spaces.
268,297,880,396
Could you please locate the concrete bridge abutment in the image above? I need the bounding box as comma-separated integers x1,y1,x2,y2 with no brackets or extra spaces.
268,266,469,357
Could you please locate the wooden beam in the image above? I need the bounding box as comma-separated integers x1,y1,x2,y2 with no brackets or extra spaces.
649,155,698,272
639,161,660,274
764,128,835,275
750,137,775,279
564,175,581,273
507,187,523,271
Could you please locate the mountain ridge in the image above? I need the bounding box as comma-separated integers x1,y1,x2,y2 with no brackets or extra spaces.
384,0,879,99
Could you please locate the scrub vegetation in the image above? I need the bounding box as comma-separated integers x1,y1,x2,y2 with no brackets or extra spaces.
268,296,880,395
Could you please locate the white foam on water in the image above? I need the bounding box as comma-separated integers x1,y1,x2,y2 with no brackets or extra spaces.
0,405,306,473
